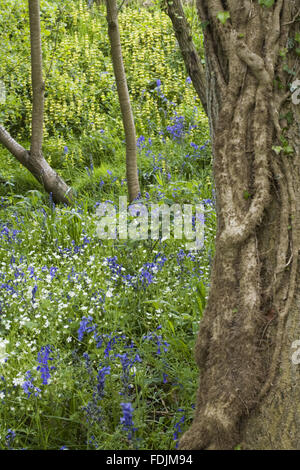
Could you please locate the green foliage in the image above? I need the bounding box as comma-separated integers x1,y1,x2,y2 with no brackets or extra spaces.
258,0,275,8
216,11,230,25
0,0,205,161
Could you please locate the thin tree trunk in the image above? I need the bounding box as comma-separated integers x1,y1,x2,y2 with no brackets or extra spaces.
106,0,140,202
0,126,72,205
178,0,300,450
0,0,73,205
29,0,44,158
164,0,208,114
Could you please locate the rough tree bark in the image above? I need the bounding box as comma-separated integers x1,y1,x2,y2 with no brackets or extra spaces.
0,0,73,205
176,0,300,450
106,0,140,202
165,0,208,114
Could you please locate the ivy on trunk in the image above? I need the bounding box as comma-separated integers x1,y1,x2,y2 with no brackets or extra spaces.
173,0,300,450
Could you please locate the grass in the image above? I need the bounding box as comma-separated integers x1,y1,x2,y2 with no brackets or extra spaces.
0,0,216,450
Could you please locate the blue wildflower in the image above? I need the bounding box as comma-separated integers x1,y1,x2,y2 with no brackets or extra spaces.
22,370,41,398
173,413,185,448
78,316,96,341
96,366,111,397
31,285,38,303
36,345,54,385
120,402,137,440
5,429,16,449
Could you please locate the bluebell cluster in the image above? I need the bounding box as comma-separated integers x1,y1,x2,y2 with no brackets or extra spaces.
120,402,137,441
173,409,185,448
115,352,142,396
176,249,204,280
105,253,167,290
37,345,55,385
22,371,41,398
0,223,21,244
166,114,186,142
76,316,175,444
21,346,55,399
5,429,16,449
142,325,169,355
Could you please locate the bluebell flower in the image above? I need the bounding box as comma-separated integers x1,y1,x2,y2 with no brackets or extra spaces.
78,316,96,341
173,413,185,448
137,135,146,150
104,333,126,358
5,429,16,449
37,345,54,385
49,266,58,280
83,362,110,425
22,370,41,398
166,114,186,141
203,198,212,205
96,366,111,396
31,285,37,303
115,352,142,395
142,326,169,355
120,402,137,440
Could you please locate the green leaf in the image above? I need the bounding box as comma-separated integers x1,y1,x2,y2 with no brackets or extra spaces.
258,0,275,7
285,111,294,125
201,20,210,30
272,146,282,155
243,190,251,200
283,145,294,155
278,48,287,57
168,320,175,335
295,32,300,43
217,11,230,25
283,64,296,75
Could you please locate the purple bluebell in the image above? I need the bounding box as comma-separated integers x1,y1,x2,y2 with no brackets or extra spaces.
37,345,54,385
120,402,137,440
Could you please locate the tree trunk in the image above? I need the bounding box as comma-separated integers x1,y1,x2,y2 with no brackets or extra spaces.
106,0,140,202
164,0,208,114
0,126,73,205
29,0,44,159
179,0,300,450
0,0,73,205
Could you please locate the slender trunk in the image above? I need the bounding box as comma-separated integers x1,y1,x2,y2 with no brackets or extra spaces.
106,0,140,202
179,0,300,450
28,0,44,158
0,126,72,205
164,0,207,114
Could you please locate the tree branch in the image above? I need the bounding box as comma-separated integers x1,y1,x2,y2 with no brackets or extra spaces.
165,0,208,114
